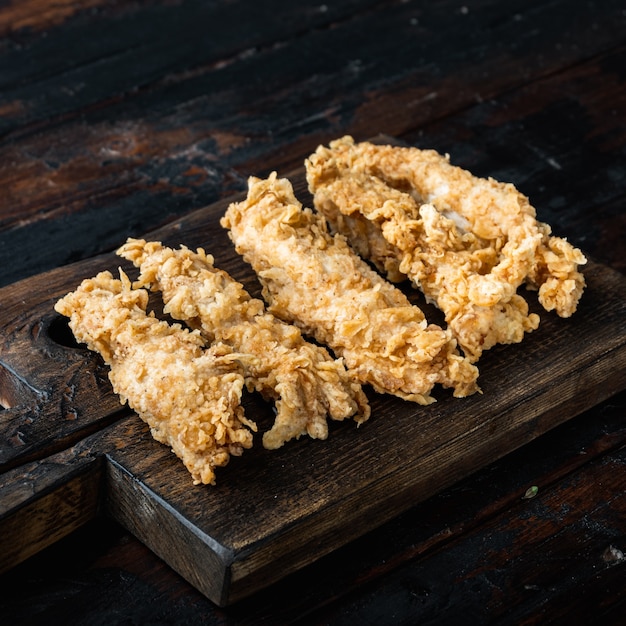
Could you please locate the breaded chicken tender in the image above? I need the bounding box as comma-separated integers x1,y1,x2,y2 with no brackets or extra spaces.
306,137,587,361
117,239,369,449
55,270,253,485
222,174,479,403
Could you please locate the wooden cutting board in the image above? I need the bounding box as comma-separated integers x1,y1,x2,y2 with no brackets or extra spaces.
1,165,625,607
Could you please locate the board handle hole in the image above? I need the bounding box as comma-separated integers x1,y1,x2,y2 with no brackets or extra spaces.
47,315,83,349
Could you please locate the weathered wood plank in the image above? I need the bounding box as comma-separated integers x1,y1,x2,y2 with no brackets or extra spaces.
0,254,128,471
1,4,625,287
2,391,624,623
307,442,626,625
232,390,626,624
0,0,383,135
0,442,104,573
1,0,624,138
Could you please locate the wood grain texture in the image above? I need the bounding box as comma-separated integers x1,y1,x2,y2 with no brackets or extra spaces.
1,0,625,620
307,441,626,626
0,441,103,572
0,255,127,471
2,390,624,624
1,1,625,288
1,160,624,604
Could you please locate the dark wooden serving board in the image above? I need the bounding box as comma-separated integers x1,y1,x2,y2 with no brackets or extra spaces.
1,167,625,607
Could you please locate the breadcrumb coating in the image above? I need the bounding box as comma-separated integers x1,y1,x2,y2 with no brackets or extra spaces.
54,270,253,485
222,173,479,403
117,239,369,449
305,136,586,361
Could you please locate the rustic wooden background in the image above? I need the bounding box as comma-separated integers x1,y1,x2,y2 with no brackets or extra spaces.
0,0,625,623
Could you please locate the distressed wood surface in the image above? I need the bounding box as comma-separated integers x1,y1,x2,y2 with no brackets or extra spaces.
0,0,625,622
2,165,623,604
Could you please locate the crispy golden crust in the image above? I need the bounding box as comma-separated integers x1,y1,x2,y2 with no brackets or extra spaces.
305,136,586,361
117,239,369,449
54,270,252,485
222,174,479,403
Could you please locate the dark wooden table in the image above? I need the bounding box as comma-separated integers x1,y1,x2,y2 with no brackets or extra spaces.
1,1,625,624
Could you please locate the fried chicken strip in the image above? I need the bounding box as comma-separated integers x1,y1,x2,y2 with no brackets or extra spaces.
222,174,479,403
117,239,369,449
55,270,253,485
305,136,587,361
